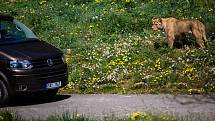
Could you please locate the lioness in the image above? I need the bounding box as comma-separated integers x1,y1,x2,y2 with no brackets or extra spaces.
152,17,207,48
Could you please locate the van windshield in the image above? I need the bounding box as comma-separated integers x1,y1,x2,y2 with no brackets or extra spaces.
0,19,38,44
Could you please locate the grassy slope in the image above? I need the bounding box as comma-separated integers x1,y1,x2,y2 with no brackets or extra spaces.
0,0,215,94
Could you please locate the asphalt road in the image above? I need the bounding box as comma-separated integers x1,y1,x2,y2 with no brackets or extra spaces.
1,94,215,120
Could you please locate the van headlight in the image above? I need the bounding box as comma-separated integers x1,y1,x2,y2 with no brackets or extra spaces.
10,60,33,70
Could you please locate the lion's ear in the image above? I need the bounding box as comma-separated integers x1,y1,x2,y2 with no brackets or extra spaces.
152,17,157,21
159,18,162,23
152,18,155,22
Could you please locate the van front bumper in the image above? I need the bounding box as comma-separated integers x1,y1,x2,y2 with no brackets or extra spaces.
7,64,68,95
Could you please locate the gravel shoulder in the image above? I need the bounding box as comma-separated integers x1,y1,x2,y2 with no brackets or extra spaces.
1,94,215,120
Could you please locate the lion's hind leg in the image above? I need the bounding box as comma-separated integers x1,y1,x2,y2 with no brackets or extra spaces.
192,29,205,48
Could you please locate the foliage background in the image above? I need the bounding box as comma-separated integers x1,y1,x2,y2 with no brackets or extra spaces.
0,0,215,94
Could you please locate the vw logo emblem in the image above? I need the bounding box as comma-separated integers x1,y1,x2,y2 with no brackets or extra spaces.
47,59,54,66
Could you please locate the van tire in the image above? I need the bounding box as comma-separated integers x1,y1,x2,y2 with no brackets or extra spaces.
0,79,9,107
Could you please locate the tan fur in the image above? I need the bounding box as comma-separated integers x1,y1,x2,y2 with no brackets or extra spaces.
152,17,207,48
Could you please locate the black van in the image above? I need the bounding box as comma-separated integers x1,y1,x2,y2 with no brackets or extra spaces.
0,15,68,106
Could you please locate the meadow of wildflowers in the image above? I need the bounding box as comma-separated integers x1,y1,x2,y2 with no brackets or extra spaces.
1,0,215,94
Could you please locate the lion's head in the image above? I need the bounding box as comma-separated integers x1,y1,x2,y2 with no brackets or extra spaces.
152,18,163,31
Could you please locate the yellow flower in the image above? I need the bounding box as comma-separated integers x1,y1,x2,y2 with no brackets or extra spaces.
95,0,102,3
131,112,140,120
66,49,72,55
19,16,25,19
129,112,147,120
177,82,187,87
123,0,131,3
154,58,161,71
39,0,46,5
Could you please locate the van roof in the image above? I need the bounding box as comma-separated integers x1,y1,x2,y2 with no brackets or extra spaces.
0,14,14,21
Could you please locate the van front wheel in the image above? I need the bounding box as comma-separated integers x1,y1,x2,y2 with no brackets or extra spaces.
0,80,9,107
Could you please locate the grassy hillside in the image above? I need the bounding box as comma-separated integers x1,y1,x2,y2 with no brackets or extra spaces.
1,0,215,94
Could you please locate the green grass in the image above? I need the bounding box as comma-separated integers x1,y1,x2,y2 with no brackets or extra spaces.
1,0,215,94
0,110,209,121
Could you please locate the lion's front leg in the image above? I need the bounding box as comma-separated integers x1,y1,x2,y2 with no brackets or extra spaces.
167,34,175,49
